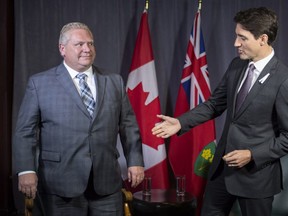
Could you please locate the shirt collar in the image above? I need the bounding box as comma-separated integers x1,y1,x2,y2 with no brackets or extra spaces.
251,49,274,73
63,61,93,79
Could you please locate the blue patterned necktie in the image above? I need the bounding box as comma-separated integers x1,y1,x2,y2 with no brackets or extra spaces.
76,73,95,118
235,63,255,111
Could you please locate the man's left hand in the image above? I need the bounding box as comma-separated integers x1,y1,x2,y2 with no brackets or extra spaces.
223,150,252,168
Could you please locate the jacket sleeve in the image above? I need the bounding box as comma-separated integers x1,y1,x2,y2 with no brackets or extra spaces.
117,75,144,167
13,77,40,174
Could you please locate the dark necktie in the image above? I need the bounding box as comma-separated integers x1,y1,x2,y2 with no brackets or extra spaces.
76,73,95,118
235,64,255,111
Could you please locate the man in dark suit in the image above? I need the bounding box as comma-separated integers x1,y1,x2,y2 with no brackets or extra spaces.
13,22,144,216
152,7,288,216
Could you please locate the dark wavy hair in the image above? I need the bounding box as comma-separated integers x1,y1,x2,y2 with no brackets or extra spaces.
234,7,278,45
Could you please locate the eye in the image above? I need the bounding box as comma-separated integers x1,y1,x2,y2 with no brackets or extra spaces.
74,42,94,47
236,34,248,42
75,42,84,47
88,42,94,47
238,35,248,41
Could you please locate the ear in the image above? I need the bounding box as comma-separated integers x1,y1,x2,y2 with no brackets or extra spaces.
59,44,65,57
260,34,268,46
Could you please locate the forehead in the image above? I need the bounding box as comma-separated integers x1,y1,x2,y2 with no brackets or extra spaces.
67,29,93,41
235,24,254,38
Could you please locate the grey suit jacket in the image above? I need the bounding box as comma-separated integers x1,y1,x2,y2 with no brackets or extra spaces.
178,56,288,198
13,63,144,197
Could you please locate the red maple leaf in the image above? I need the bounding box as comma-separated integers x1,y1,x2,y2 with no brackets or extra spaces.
127,82,163,150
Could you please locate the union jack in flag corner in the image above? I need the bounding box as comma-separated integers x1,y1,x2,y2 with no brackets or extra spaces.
168,10,216,216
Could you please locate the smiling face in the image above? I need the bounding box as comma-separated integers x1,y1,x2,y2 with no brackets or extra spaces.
234,24,270,62
59,28,96,72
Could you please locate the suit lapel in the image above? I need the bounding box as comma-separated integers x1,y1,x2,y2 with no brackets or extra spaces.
231,61,249,117
235,56,277,117
92,66,106,121
55,64,91,118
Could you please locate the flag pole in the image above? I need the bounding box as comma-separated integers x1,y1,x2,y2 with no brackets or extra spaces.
198,0,202,11
145,0,149,10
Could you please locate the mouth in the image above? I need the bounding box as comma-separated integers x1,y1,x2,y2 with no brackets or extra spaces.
80,56,93,60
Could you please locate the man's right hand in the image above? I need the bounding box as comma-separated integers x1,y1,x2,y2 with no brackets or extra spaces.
18,173,38,199
151,114,181,138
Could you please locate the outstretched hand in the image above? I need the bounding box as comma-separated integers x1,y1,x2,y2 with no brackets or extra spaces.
151,114,181,138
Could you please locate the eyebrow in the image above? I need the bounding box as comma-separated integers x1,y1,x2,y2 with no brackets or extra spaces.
71,40,94,43
236,33,248,39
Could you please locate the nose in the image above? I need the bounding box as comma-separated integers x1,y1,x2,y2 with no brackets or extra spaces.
234,38,241,47
82,43,92,52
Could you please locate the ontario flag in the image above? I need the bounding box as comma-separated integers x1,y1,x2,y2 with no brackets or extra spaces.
168,10,216,215
118,8,169,191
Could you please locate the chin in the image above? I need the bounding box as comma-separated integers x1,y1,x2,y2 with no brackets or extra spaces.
239,55,249,60
80,61,93,66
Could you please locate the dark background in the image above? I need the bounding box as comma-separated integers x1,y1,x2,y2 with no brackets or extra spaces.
1,0,288,215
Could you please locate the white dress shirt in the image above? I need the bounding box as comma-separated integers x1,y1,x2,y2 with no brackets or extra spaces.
238,49,274,92
64,61,97,102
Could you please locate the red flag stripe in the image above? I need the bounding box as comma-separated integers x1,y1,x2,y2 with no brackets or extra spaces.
168,11,217,216
124,9,169,192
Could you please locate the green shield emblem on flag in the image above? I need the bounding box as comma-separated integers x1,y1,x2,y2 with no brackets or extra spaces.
194,141,216,179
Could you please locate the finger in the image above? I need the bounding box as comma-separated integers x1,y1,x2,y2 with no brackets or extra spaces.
158,115,170,121
156,114,165,120
127,171,132,182
131,173,144,188
24,187,32,198
152,123,164,133
223,153,231,159
152,128,162,135
223,150,237,158
31,187,37,199
132,173,137,184
161,134,169,138
156,132,168,138
18,184,23,192
131,178,138,188
152,127,164,136
224,154,236,162
138,175,144,183
226,158,237,164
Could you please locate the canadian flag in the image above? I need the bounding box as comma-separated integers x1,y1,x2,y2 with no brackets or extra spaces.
118,8,169,191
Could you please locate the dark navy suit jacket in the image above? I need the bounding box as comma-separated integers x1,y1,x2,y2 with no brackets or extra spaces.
178,56,288,198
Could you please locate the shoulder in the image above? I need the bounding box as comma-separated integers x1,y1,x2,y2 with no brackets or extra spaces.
93,65,123,81
30,64,64,80
274,57,288,73
269,56,288,82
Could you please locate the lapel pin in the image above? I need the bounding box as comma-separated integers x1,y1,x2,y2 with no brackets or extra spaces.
259,73,270,84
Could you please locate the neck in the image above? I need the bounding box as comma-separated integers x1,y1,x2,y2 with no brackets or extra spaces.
253,46,273,62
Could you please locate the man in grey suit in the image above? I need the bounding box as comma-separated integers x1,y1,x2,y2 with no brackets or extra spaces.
13,22,144,216
152,7,288,216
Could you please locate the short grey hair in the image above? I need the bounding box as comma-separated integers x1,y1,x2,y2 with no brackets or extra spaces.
59,22,93,45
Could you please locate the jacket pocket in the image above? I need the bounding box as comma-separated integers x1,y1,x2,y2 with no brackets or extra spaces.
41,150,61,162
